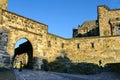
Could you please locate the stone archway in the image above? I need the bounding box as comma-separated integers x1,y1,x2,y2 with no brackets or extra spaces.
13,38,33,69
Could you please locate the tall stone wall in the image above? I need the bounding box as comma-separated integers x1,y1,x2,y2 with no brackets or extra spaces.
0,29,11,68
42,33,67,62
64,36,120,65
0,9,48,57
0,30,8,53
37,32,120,66
2,10,48,35
39,34,120,66
0,5,120,69
98,5,120,36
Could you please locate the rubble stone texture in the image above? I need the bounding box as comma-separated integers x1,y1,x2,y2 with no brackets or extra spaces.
0,0,120,68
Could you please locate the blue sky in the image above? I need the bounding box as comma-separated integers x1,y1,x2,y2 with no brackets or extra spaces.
7,0,120,47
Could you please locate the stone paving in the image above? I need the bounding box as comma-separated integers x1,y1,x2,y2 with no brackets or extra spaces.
0,68,16,80
14,69,120,80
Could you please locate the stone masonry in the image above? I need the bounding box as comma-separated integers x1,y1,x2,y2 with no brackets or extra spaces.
0,30,11,68
0,0,120,69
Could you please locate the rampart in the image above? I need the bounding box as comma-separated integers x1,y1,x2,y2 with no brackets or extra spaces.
0,1,120,69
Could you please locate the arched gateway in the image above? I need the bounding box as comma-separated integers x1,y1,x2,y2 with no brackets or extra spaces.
0,0,120,70
13,39,33,69
0,9,48,68
0,0,48,69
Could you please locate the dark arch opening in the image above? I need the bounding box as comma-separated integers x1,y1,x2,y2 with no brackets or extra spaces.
13,38,33,69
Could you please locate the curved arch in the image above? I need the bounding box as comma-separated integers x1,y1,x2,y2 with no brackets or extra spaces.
14,38,28,48
14,37,34,51
13,38,33,69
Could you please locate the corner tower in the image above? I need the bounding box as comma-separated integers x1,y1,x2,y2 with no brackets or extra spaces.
98,5,120,36
98,5,111,36
0,0,8,10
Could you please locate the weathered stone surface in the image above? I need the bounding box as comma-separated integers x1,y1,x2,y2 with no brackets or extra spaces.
33,57,47,70
0,54,12,68
0,1,120,70
0,0,8,10
0,29,12,68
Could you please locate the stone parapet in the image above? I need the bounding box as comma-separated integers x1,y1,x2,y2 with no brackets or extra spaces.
2,10,48,35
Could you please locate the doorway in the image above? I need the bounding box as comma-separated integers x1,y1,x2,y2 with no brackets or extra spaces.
13,38,33,69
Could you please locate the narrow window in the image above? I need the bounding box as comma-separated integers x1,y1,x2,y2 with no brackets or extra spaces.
43,52,46,56
48,41,51,47
55,38,57,40
118,26,120,30
55,42,57,44
61,43,64,48
91,42,94,48
77,43,80,49
0,33,2,35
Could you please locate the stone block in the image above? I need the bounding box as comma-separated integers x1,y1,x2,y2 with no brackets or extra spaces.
33,57,44,70
0,54,12,68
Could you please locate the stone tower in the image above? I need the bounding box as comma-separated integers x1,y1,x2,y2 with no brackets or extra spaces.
0,0,8,10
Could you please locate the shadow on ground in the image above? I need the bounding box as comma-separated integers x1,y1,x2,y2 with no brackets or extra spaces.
35,54,120,75
0,68,16,80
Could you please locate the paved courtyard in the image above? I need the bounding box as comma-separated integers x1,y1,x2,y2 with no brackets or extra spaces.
0,68,120,80
14,69,120,80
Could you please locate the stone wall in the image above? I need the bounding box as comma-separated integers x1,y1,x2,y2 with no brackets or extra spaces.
98,5,120,36
41,35,120,66
2,10,48,35
42,33,67,62
0,5,120,69
66,36,120,65
0,9,48,57
0,30,12,68
0,0,8,10
78,20,98,35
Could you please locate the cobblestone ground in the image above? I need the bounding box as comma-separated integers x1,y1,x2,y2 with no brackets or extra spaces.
14,69,120,80
0,68,16,80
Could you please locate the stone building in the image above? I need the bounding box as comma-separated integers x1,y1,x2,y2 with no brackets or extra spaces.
0,0,120,69
73,20,99,37
73,6,120,37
